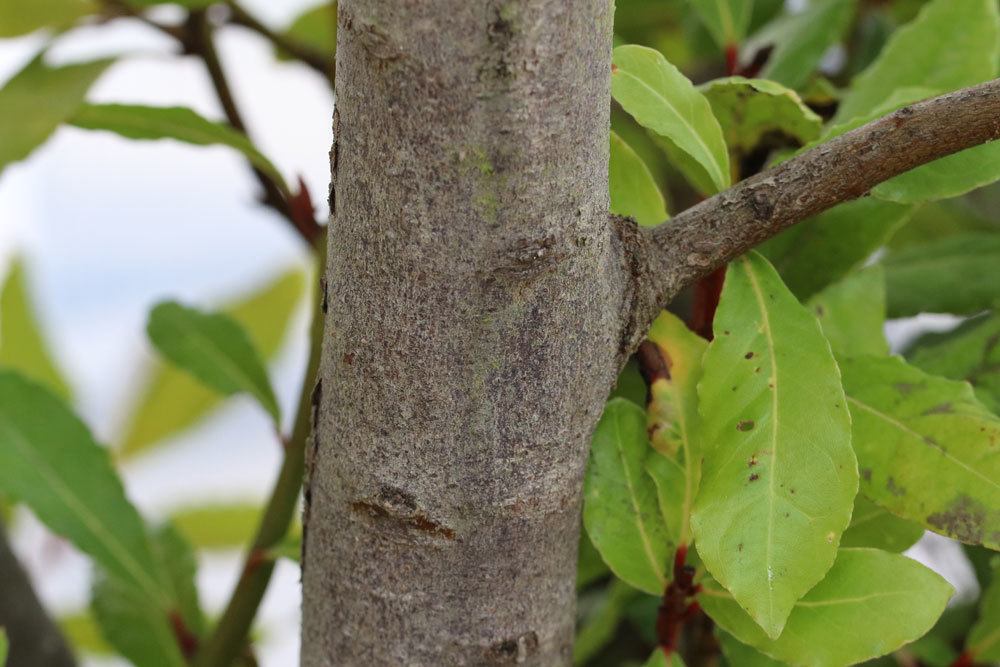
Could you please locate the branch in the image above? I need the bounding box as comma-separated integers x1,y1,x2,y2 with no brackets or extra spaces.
620,78,1000,352
223,1,334,82
0,522,77,667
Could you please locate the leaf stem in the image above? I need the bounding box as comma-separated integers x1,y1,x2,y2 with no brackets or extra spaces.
193,238,326,667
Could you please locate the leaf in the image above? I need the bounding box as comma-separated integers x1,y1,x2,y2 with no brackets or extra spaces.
92,523,203,667
59,613,115,656
834,0,1000,124
277,2,337,61
968,558,1000,661
123,0,212,7
641,649,684,667
0,0,94,36
840,495,924,552
692,252,857,639
718,631,783,667
0,258,72,399
876,143,1000,205
908,313,1000,414
807,266,889,359
170,503,264,551
611,45,730,193
760,198,912,301
642,311,706,547
700,77,821,160
0,371,164,601
841,355,1000,549
699,548,953,667
146,301,281,426
687,0,754,50
610,131,668,227
881,234,1000,317
0,55,111,177
119,269,305,457
584,398,673,596
577,530,611,590
71,105,288,195
746,0,856,90
0,629,6,666
573,579,638,665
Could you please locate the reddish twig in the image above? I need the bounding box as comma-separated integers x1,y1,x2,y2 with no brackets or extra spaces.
655,545,703,655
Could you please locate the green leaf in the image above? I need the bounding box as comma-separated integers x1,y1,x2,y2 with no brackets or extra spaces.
643,311,706,547
840,495,924,552
881,234,1000,317
610,131,668,227
718,631,783,667
71,104,288,195
687,0,754,51
876,143,1000,205
835,0,1000,124
0,371,164,601
692,252,857,639
277,2,337,61
123,0,212,7
59,613,115,656
700,77,821,160
611,45,730,193
641,649,684,667
760,198,912,301
577,530,611,590
0,55,111,177
0,629,6,666
92,523,204,667
747,0,856,90
700,548,953,667
170,503,264,551
841,355,1000,549
908,313,1000,414
573,579,638,665
146,301,281,426
968,558,1000,661
807,266,889,359
0,258,72,399
0,0,94,36
119,269,305,457
584,398,673,596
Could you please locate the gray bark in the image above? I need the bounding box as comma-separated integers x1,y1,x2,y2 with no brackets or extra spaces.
299,0,1000,661
300,1,623,664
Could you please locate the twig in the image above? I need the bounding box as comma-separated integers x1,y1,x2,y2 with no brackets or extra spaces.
223,1,333,82
193,240,326,667
620,78,1000,353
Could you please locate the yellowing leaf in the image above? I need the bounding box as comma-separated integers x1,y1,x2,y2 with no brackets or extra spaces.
692,252,857,639
700,549,953,667
584,399,673,596
611,45,730,193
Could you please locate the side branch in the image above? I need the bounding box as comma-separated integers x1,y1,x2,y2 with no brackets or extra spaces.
621,78,1000,351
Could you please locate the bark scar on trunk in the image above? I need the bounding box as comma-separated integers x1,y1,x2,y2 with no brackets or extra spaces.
350,485,457,541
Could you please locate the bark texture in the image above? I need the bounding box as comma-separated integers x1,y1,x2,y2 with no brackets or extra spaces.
300,1,623,664
0,524,77,667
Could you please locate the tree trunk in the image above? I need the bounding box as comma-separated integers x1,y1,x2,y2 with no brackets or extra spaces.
300,0,624,664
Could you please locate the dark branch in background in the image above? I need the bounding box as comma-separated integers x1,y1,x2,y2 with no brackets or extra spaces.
620,77,1000,353
222,0,333,81
0,522,77,667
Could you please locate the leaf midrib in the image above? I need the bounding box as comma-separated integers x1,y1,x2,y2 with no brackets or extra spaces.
614,412,665,587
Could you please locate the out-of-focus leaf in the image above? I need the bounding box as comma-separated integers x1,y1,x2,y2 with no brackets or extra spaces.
59,612,115,656
746,0,856,90
700,549,952,667
877,142,1000,205
686,0,753,51
807,266,889,359
610,131,668,227
71,104,288,195
277,2,336,61
841,355,1000,549
610,357,648,407
573,579,637,666
835,0,999,124
890,199,1000,250
584,399,673,596
153,523,204,638
146,301,281,425
577,530,610,590
840,495,924,552
641,648,684,667
0,372,163,600
0,0,94,36
0,258,71,399
760,198,912,301
908,313,1000,414
692,252,856,639
170,503,263,551
0,55,111,176
118,269,305,457
700,77,821,160
881,234,1000,317
124,0,212,7
612,45,730,193
967,558,1000,662
0,629,6,666
718,631,782,667
643,311,706,548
